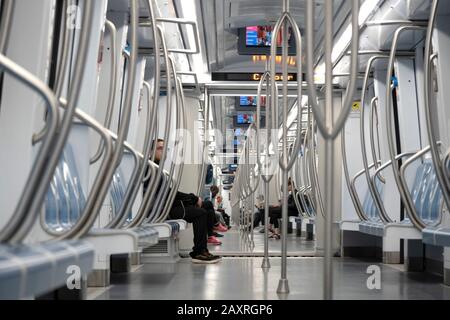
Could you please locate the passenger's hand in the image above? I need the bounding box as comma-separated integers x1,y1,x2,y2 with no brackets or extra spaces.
197,197,203,208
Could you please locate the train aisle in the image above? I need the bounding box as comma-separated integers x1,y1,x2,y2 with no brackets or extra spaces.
89,229,450,300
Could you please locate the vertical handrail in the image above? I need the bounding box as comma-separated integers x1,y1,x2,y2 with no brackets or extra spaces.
399,145,444,228
50,0,138,239
341,119,367,222
158,76,187,223
360,56,391,224
40,100,114,238
153,57,181,223
309,116,325,218
114,0,161,228
32,0,73,145
90,19,118,164
270,0,303,295
132,24,171,227
424,0,450,214
9,1,96,243
0,54,59,242
197,88,210,196
369,97,384,183
385,25,427,230
305,0,360,300
256,65,274,269
0,0,14,54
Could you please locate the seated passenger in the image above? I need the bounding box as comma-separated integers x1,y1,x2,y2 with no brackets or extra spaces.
210,186,230,231
215,195,231,229
146,139,221,264
268,179,299,240
253,195,265,232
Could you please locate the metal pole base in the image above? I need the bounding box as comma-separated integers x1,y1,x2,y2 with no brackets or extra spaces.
261,258,271,269
277,278,290,294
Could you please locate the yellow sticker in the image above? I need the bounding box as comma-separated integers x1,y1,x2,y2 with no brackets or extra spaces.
352,101,361,112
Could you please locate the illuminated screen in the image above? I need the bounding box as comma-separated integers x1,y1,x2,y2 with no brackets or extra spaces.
236,113,255,125
239,96,266,107
246,26,292,48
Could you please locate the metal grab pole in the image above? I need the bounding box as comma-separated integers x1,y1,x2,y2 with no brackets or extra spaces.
306,0,360,301
360,56,391,224
269,0,303,295
341,114,367,221
133,25,171,226
256,67,274,268
0,0,13,54
53,0,139,240
197,91,210,197
154,58,183,223
0,54,59,242
9,1,96,243
385,25,428,230
91,19,118,165
158,76,187,223
424,0,450,213
370,97,384,182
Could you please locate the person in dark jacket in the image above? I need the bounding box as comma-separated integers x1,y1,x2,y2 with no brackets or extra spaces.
268,179,300,239
145,140,221,264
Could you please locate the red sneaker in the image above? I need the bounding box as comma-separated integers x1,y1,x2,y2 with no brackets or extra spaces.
208,236,222,245
214,224,228,233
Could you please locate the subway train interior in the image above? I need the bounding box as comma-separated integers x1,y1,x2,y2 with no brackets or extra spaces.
2,0,450,303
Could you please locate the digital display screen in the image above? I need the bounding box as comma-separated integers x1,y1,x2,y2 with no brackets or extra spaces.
239,96,266,107
236,113,255,125
246,26,292,48
240,96,256,107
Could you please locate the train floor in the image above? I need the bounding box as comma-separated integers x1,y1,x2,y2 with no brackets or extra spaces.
88,229,450,300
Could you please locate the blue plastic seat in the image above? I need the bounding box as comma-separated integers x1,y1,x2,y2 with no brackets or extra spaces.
0,240,94,299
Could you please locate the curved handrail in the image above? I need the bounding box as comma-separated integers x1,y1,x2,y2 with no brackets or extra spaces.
399,145,443,228
131,24,171,227
146,54,178,224
369,97,385,183
306,0,359,140
32,0,73,145
7,1,96,243
372,151,424,223
197,92,210,196
113,0,162,227
361,56,391,224
40,99,114,237
157,76,187,223
51,1,138,240
341,119,368,222
0,0,14,54
90,19,118,165
424,0,450,214
385,25,428,231
0,54,59,242
350,163,376,221
152,58,182,223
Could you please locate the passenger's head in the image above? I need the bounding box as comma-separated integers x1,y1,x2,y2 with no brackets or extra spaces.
216,195,223,203
210,185,219,198
154,139,164,164
288,178,293,193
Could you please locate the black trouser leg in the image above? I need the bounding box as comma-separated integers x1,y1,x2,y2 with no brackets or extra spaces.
202,201,217,237
169,206,208,254
269,208,282,228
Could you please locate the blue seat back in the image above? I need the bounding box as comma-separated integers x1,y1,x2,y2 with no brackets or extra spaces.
409,159,442,226
109,167,133,222
44,144,86,231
